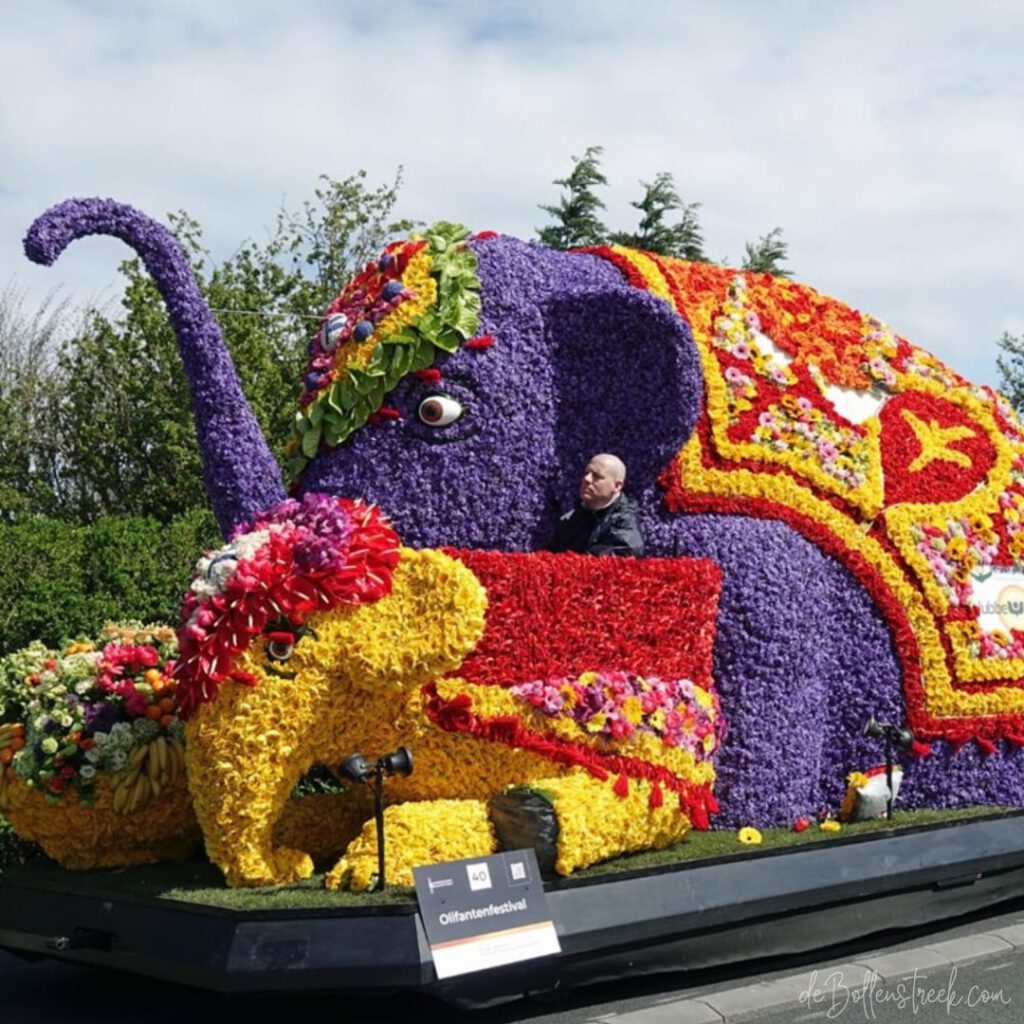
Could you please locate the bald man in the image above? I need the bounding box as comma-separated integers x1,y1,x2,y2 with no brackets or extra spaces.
551,453,645,557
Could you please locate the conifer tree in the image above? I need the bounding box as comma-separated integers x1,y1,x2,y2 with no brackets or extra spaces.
610,172,707,260
997,332,1024,413
537,146,609,249
742,227,791,277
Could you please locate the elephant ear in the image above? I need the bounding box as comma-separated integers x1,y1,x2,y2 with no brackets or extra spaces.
544,286,702,502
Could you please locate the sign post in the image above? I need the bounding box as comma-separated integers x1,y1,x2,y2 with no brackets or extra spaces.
413,849,560,979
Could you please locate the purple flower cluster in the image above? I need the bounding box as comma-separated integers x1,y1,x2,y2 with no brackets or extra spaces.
237,492,357,574
643,507,907,825
24,198,286,538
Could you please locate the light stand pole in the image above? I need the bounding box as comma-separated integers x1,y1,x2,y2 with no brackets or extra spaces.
862,717,914,821
338,746,413,891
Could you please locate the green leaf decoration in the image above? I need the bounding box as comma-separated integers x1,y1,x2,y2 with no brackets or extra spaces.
326,383,345,415
432,328,462,354
411,341,436,371
301,422,323,458
286,220,483,477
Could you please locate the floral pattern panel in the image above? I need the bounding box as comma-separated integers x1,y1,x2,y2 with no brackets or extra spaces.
586,246,1024,749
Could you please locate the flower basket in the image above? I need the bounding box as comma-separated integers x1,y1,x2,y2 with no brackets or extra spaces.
0,624,201,869
1,770,199,870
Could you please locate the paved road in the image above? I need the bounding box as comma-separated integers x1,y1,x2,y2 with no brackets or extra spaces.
6,900,1024,1022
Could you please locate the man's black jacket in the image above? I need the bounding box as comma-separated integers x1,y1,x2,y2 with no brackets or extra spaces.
551,494,644,557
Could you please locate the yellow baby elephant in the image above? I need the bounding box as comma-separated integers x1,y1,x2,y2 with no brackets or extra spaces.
177,496,721,889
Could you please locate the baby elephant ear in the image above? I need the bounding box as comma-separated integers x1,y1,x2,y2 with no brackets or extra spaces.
544,286,702,497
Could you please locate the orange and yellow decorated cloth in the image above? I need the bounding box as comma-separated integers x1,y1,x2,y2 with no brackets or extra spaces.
583,247,1024,745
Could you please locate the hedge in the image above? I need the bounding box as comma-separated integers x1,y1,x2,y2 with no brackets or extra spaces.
0,509,220,656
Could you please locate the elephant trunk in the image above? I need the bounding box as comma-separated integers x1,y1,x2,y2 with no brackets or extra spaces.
24,197,286,537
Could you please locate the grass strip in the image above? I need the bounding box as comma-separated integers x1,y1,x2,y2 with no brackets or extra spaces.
1,805,1013,911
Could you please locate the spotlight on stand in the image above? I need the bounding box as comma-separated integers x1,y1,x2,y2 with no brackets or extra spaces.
338,752,373,784
336,746,413,890
380,747,414,778
862,717,914,821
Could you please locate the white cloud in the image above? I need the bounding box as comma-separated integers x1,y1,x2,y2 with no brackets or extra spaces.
3,0,1024,385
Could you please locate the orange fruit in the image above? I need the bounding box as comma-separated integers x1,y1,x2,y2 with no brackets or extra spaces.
145,705,163,721
158,697,175,713
0,750,12,765
159,714,175,728
10,737,25,752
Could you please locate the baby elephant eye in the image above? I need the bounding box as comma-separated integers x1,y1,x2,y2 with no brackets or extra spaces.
265,632,296,663
418,395,463,427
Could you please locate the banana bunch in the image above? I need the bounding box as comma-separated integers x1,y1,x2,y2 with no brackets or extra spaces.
0,723,24,810
0,722,22,752
110,736,186,815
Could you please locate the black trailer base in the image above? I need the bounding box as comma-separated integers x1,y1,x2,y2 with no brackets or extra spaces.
3,812,1024,1001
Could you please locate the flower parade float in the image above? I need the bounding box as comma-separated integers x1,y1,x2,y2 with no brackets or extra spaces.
3,199,1024,999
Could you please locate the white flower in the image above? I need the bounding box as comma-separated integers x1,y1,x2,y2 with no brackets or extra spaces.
107,749,128,772
79,764,96,781
40,737,58,755
85,748,102,764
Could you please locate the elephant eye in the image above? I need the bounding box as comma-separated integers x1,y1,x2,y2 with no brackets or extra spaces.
265,631,296,663
320,313,348,353
418,395,463,427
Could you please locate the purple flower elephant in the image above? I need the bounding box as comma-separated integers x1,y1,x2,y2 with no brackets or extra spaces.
26,199,1020,827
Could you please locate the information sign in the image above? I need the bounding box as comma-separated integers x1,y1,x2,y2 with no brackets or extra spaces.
413,848,560,978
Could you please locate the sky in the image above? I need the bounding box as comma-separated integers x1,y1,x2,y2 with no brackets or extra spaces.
2,0,1023,386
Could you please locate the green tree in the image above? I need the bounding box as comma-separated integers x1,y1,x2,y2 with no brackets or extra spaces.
742,227,792,277
537,145,609,249
271,170,417,311
610,172,707,260
0,282,73,519
996,332,1024,413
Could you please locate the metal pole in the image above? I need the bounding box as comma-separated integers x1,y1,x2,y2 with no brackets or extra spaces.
374,764,386,891
885,733,894,821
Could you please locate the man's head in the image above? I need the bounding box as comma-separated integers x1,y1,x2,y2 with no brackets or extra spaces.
579,453,626,511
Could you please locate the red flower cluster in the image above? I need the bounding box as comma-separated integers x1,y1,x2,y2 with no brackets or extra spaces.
879,391,996,506
448,549,721,688
175,498,399,717
98,643,164,716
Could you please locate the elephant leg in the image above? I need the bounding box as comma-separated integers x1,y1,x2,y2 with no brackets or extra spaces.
490,774,689,876
326,799,497,892
185,704,317,888
273,788,374,866
643,507,905,827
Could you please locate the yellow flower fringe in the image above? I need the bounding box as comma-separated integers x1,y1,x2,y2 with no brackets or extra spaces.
2,774,199,870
